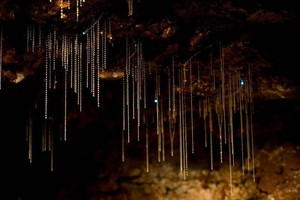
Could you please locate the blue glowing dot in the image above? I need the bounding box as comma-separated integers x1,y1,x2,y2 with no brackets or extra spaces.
154,99,158,103
82,31,86,35
240,80,245,86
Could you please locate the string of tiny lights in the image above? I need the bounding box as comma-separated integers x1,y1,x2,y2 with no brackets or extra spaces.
0,26,2,90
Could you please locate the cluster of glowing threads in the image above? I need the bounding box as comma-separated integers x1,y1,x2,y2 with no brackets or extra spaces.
23,19,111,171
1,22,255,194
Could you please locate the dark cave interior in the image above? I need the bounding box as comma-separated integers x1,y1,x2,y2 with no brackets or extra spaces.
1,0,300,200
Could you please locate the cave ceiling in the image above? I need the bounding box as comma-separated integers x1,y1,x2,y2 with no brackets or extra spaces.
1,0,300,100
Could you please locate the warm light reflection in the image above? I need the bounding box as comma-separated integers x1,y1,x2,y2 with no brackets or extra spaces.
12,72,25,83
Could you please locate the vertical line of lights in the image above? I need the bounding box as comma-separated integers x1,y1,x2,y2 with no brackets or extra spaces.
0,27,2,90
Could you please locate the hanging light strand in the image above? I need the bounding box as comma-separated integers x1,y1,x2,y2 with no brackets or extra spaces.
0,27,2,90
